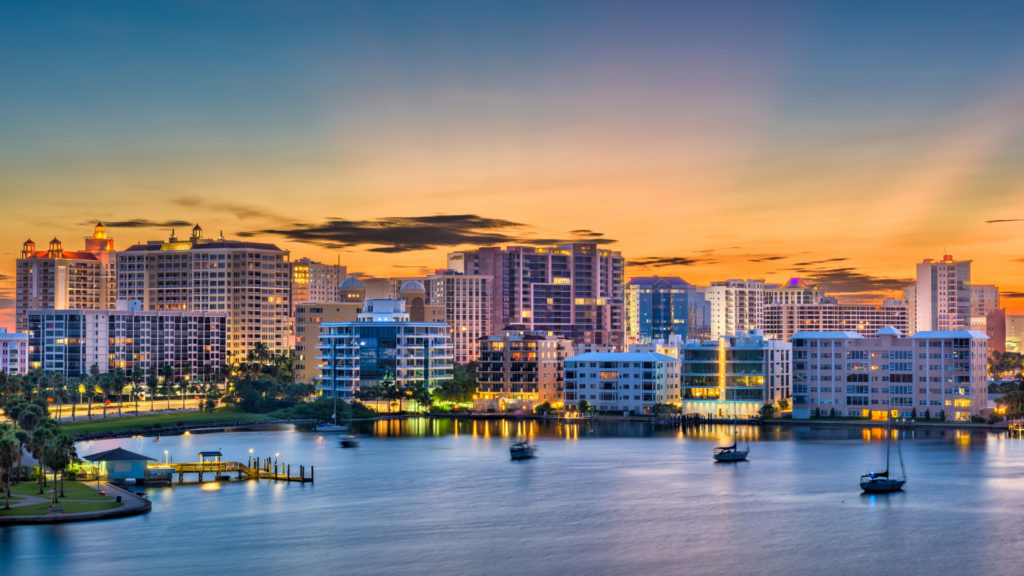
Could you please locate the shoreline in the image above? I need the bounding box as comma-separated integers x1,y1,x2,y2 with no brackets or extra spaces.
0,483,151,526
72,419,321,441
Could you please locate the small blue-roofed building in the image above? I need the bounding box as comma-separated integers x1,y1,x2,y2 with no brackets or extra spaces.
625,276,709,344
563,351,679,414
83,447,157,482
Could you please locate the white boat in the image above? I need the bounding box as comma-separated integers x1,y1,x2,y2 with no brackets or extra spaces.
314,398,349,433
510,440,537,460
861,418,906,492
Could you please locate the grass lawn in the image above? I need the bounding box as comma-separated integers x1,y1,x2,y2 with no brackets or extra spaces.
0,500,123,517
0,482,122,517
8,481,114,500
60,408,271,435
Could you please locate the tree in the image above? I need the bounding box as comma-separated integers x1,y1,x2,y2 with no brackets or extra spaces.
534,401,552,415
923,408,930,421
759,402,775,418
578,399,591,413
160,365,175,410
113,368,127,417
180,363,193,409
50,372,66,423
939,410,946,422
88,364,101,420
829,407,836,418
27,427,54,494
130,367,145,414
778,398,791,411
411,387,433,412
67,377,80,422
0,427,22,509
910,407,918,420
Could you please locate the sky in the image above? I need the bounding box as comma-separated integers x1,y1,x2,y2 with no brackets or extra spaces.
1,0,1023,330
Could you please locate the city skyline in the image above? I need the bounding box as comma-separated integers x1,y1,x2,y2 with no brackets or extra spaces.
2,0,1023,331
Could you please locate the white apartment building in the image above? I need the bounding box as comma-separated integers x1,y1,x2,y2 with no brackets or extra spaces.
563,352,679,413
763,299,910,341
1,329,29,375
114,225,290,357
790,327,988,421
699,279,765,339
425,270,494,363
970,284,1000,317
764,278,823,305
915,255,972,331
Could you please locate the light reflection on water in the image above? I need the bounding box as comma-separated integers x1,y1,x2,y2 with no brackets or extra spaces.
2,418,1022,576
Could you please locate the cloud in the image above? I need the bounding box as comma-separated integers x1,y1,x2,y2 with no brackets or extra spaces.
793,258,849,266
1001,291,1024,299
81,219,192,229
789,267,912,296
242,215,614,253
749,256,787,263
626,256,719,268
986,219,1024,223
172,197,280,221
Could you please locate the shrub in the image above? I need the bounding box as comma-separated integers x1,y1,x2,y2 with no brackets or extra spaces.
970,415,985,423
534,401,552,414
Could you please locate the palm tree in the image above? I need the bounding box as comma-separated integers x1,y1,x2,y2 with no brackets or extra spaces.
160,365,175,410
50,373,66,422
113,368,127,417
28,428,53,494
67,377,80,422
146,371,159,412
181,363,193,409
0,427,22,509
88,364,101,420
130,367,145,414
98,374,115,419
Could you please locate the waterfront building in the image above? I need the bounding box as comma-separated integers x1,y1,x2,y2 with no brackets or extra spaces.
473,327,572,412
425,270,494,363
624,276,709,344
763,299,910,341
902,285,917,334
679,330,791,417
113,225,290,357
24,307,227,378
970,309,1006,355
447,243,624,348
789,327,988,421
563,351,679,413
315,298,453,400
699,279,765,339
289,258,346,315
914,255,972,331
764,278,824,305
1008,315,1024,353
15,223,118,332
0,328,29,375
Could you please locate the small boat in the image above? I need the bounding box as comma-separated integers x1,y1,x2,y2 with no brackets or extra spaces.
510,440,537,460
341,436,360,448
861,418,906,492
713,441,750,462
315,397,349,433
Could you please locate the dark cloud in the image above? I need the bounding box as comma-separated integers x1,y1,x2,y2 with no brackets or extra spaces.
793,258,849,266
1001,291,1024,299
789,267,912,296
82,219,192,229
172,197,280,221
569,230,607,239
1014,258,1024,264
986,219,1024,223
749,256,787,263
242,215,614,253
626,256,719,268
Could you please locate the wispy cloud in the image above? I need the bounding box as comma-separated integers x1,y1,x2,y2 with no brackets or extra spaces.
985,219,1024,223
749,256,787,263
173,197,282,221
793,258,849,266
627,256,720,268
1001,291,1024,299
790,267,912,296
81,219,192,229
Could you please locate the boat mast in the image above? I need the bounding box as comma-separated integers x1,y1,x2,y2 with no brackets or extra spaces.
895,419,906,481
885,417,891,476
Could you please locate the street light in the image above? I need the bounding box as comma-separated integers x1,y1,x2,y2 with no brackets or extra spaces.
165,450,168,464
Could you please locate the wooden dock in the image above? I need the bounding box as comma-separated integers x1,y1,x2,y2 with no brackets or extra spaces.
148,459,313,484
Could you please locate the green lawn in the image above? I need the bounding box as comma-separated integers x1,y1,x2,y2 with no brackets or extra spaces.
60,408,271,435
8,481,114,500
0,481,123,517
0,500,123,517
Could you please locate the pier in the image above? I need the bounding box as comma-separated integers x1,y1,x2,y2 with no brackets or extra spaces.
148,451,314,484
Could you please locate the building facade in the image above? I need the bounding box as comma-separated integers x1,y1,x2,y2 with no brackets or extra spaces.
563,352,679,413
970,284,1000,317
679,330,790,417
114,225,290,357
1008,315,1024,353
314,298,453,400
790,328,988,421
763,299,911,341
915,255,972,331
699,279,765,339
289,258,346,314
624,276,708,344
473,328,571,412
764,278,823,305
16,223,117,332
448,243,624,347
25,308,227,378
425,270,495,363
1,329,29,375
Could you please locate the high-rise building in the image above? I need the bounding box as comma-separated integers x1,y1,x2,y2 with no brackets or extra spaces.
1,328,29,375
473,327,572,412
970,284,1000,317
448,243,624,347
790,327,988,421
764,278,824,305
25,307,227,378
425,270,494,363
624,276,708,344
314,298,453,401
915,255,972,331
1007,315,1024,353
113,224,290,358
289,258,346,314
15,223,117,332
678,330,790,417
763,299,910,341
563,351,679,414
699,279,765,339
971,308,1006,355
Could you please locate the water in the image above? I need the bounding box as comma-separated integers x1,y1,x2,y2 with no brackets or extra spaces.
3,419,1023,576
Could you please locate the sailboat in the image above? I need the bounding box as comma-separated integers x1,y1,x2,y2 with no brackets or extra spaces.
315,397,349,432
713,428,750,462
860,418,906,492
510,438,537,459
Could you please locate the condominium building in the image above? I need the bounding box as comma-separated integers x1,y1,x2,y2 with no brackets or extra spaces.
1008,315,1024,353
314,298,453,400
624,276,708,344
448,243,624,348
971,309,1006,355
970,284,1000,317
289,258,346,314
763,299,910,341
473,328,572,412
114,225,290,357
1,328,29,375
679,330,790,417
24,307,227,378
563,352,679,413
699,279,765,339
425,270,494,363
790,327,988,421
915,255,972,331
15,223,117,332
764,278,823,305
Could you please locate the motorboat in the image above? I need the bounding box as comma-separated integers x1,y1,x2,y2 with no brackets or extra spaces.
713,442,750,462
341,437,360,448
510,440,537,460
861,418,906,492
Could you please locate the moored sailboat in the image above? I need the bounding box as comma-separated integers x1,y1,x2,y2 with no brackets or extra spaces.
315,397,349,432
860,418,906,492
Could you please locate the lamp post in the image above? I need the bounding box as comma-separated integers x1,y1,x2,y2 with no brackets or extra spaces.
165,450,169,465
249,448,253,468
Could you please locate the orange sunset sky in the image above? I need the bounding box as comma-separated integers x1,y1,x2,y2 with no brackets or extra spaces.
1,1,1022,330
